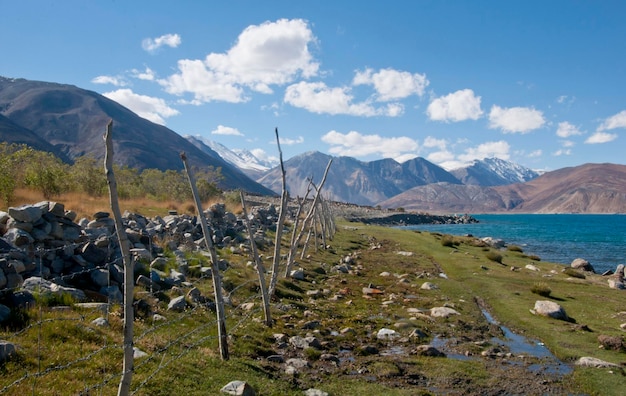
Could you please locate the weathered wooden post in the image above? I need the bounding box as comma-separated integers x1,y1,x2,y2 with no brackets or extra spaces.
268,128,289,298
240,191,272,326
103,120,134,396
180,152,229,360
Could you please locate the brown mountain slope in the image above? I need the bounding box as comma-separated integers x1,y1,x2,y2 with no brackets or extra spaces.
379,163,626,213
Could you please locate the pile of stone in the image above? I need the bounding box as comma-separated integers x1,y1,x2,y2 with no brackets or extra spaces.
0,200,281,314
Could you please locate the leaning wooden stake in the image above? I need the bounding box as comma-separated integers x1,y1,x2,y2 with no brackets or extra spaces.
104,121,134,396
284,158,332,277
268,128,289,298
181,152,229,360
240,191,272,326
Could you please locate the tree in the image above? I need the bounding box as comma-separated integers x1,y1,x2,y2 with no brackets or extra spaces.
70,155,107,197
22,150,70,199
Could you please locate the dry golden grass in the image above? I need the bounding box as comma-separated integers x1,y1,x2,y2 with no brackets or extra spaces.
2,188,240,219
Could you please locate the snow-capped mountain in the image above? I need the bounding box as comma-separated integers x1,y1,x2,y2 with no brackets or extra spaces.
450,157,541,186
184,135,277,178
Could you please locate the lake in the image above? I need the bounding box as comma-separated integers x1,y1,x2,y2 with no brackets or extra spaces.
403,214,626,274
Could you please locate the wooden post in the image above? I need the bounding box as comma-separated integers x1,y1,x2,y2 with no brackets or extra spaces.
181,152,229,360
240,191,272,326
104,120,134,396
268,128,288,298
284,158,332,277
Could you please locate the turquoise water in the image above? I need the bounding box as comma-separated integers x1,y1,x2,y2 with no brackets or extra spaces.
404,214,626,274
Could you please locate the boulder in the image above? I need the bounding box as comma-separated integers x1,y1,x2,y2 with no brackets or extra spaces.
220,380,256,396
0,341,17,363
8,204,42,223
575,356,620,368
430,307,460,318
531,300,568,321
571,258,595,273
168,295,187,312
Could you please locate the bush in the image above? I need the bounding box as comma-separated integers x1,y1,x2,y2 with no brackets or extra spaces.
507,245,524,253
441,235,455,247
528,254,541,261
531,282,552,297
563,267,586,279
485,251,503,264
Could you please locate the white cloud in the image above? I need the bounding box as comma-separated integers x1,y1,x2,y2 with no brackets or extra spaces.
426,89,483,122
585,131,618,144
250,148,278,164
103,89,179,125
142,33,182,53
353,68,429,101
321,130,418,161
422,136,448,150
458,140,511,162
488,105,545,133
278,136,304,145
284,81,402,117
561,140,575,148
132,67,156,81
160,19,318,103
528,149,542,158
211,125,244,136
556,121,583,138
91,75,126,86
597,110,626,131
553,149,572,156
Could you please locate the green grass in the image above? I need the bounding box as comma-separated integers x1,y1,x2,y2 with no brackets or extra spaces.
1,218,624,395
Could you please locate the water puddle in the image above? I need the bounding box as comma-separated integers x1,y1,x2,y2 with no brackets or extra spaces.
480,308,572,375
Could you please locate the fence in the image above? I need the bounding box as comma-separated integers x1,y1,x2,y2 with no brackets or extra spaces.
0,236,266,395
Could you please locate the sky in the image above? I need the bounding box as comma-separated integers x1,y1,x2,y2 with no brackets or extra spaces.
2,0,626,171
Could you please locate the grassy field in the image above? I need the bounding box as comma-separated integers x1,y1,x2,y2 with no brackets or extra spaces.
1,193,625,395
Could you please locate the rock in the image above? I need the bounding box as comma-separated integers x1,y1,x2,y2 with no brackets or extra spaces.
525,264,540,272
168,295,187,312
91,317,109,327
377,328,399,340
597,335,625,351
420,282,438,290
0,304,11,323
608,279,625,289
220,380,256,396
575,356,621,368
8,204,42,223
481,237,505,249
304,389,329,396
285,357,309,369
412,345,446,357
571,258,595,273
0,340,17,363
531,300,568,321
430,307,460,318
133,347,148,359
267,354,284,363
100,286,123,303
90,269,109,287
289,269,305,281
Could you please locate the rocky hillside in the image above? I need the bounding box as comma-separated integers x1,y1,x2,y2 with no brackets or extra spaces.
379,163,626,213
0,76,272,195
450,157,540,186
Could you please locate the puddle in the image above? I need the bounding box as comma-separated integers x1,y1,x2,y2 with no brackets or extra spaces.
380,346,406,356
431,336,475,361
480,308,572,375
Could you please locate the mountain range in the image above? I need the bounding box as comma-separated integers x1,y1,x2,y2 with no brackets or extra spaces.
2,76,626,213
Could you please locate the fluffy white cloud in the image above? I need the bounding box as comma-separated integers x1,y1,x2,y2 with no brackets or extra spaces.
142,33,182,53
597,110,626,131
353,68,429,101
585,131,618,144
91,75,126,86
458,140,511,162
160,19,318,103
103,89,179,125
211,125,243,136
422,136,448,150
488,105,545,133
321,130,418,160
132,67,156,81
278,136,304,145
284,81,403,117
556,121,583,138
426,89,483,122
250,148,278,164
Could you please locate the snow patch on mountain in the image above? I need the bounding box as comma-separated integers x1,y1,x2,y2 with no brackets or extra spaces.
184,135,277,173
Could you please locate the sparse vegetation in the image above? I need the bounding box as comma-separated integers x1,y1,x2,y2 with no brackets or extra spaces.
507,245,524,253
485,250,503,264
531,282,552,297
563,267,586,279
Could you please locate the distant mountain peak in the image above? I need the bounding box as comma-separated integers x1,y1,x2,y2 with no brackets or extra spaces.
450,157,540,186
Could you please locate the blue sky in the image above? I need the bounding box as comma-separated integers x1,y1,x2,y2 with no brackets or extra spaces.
2,0,625,171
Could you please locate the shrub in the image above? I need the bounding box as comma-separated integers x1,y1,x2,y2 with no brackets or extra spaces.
485,251,503,264
528,254,541,261
304,347,321,361
531,282,552,297
507,245,524,253
563,267,586,279
441,235,455,247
